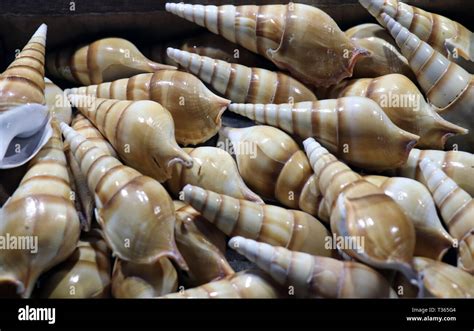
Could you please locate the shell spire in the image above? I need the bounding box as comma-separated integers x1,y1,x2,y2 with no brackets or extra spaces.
166,47,317,103
68,94,193,183
229,237,397,298
165,3,369,87
182,184,332,257
380,13,473,150
59,122,187,268
303,138,416,280
0,120,81,297
228,98,419,170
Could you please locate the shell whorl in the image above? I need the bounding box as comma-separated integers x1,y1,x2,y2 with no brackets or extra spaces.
165,3,368,87
182,184,331,256
0,24,47,111
65,71,230,145
67,94,193,183
229,237,397,298
166,47,317,103
70,114,117,158
60,123,187,267
46,37,176,85
381,13,473,114
228,98,419,170
419,158,474,241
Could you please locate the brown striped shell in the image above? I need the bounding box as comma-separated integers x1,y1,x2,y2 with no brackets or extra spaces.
0,120,81,297
44,77,72,124
360,0,474,70
304,138,416,279
174,204,234,287
182,184,333,257
228,98,419,170
413,257,474,298
320,74,467,149
111,257,178,298
166,146,263,203
65,71,230,145
167,48,317,103
381,14,473,152
220,125,324,218
68,95,193,183
165,3,369,87
161,270,281,298
38,229,111,298
46,37,176,85
230,237,397,298
60,122,187,268
393,148,474,197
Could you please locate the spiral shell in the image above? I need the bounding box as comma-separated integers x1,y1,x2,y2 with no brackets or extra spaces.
182,184,332,257
165,3,368,87
175,204,234,286
0,24,52,169
320,74,467,149
147,33,274,69
360,0,474,69
413,257,474,298
46,38,176,85
161,270,281,298
111,258,178,298
393,148,474,197
60,123,186,268
167,146,262,203
0,121,81,297
229,237,397,298
381,14,473,151
419,158,474,274
38,229,111,298
68,94,193,183
65,71,230,145
167,48,317,103
44,77,72,124
220,125,324,218
364,175,455,260
304,138,416,279
229,97,419,170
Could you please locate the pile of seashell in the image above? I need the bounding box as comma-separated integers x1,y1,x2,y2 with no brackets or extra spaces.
0,0,473,299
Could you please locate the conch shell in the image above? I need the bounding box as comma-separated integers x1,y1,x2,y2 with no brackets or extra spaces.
46,37,176,85
175,204,234,286
413,257,474,298
320,74,467,149
38,229,111,298
219,125,324,217
229,237,397,298
393,148,474,197
0,121,81,297
419,158,474,275
165,3,368,87
228,97,419,170
161,270,281,298
182,184,332,257
381,14,474,151
65,114,117,230
146,33,274,69
304,138,416,279
360,0,474,71
65,71,230,145
364,175,455,260
60,123,187,267
111,258,178,298
44,77,72,124
167,48,317,103
167,146,262,203
0,24,52,169
68,94,193,183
